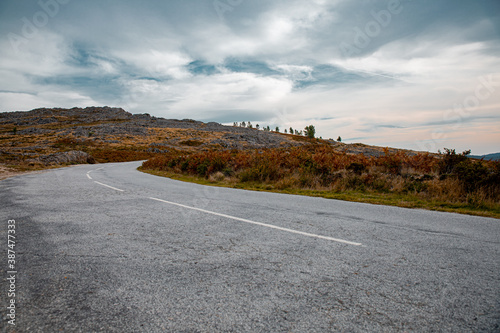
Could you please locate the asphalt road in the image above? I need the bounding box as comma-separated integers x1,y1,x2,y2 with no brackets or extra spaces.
1,161,499,332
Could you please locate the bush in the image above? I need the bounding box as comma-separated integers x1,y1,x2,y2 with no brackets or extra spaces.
404,180,428,194
196,162,209,177
239,162,280,182
347,162,366,175
209,171,225,182
438,148,470,175
140,146,499,207
378,149,403,175
453,160,489,193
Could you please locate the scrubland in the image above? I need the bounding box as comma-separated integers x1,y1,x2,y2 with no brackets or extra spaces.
141,147,500,218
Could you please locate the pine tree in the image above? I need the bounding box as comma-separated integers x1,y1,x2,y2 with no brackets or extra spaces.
304,125,315,138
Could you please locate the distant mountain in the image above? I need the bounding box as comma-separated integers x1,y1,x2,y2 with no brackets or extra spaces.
469,153,500,161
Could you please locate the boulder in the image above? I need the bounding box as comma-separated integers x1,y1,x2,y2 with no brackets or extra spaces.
38,150,96,165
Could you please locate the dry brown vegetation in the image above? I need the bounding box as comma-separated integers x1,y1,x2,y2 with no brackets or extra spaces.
141,146,500,217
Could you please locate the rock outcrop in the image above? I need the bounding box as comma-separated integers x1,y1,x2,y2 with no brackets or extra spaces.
36,150,96,165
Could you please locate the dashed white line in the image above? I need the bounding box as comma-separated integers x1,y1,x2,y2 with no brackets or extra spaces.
94,181,124,192
149,197,362,246
87,168,124,191
86,170,95,180
87,167,103,176
85,167,361,245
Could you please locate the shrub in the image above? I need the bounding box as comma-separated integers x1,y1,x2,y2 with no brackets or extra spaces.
140,146,499,207
319,172,342,187
180,160,189,172
438,148,470,175
196,162,209,177
343,174,365,191
209,171,225,182
239,162,280,182
347,162,366,175
453,160,489,193
378,149,403,175
404,180,428,194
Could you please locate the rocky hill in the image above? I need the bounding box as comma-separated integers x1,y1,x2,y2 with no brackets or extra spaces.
0,106,420,170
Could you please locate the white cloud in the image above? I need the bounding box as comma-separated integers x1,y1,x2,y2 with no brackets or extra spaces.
0,0,499,154
117,71,293,120
1,32,71,78
0,91,100,112
114,49,193,80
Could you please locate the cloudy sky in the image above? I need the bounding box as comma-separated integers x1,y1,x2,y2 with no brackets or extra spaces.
1,0,499,154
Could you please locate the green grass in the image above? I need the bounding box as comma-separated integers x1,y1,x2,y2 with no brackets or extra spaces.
138,167,500,219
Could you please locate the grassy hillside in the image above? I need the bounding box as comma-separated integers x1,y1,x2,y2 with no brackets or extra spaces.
140,147,500,218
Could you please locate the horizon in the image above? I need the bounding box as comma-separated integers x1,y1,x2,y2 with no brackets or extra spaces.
3,105,500,156
1,0,499,155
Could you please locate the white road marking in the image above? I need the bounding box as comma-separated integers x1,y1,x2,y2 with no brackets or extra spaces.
94,181,124,192
87,167,105,180
149,197,362,246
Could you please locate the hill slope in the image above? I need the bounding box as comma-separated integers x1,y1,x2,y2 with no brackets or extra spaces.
0,106,418,169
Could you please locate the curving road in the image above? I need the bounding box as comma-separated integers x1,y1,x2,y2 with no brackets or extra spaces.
1,161,499,332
